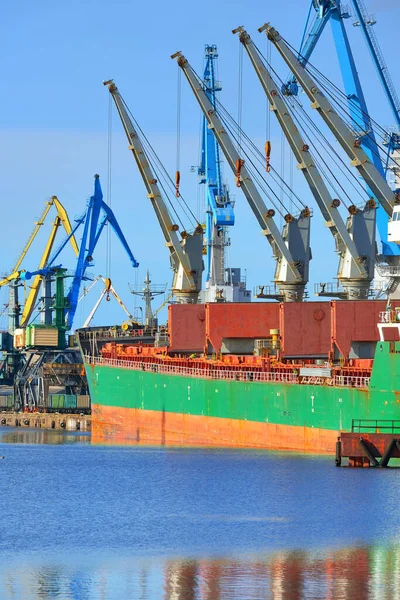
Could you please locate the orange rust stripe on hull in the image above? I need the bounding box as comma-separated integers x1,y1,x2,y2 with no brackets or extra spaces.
91,404,338,454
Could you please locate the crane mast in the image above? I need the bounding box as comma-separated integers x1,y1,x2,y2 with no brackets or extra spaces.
200,45,235,298
263,24,399,220
234,26,375,300
171,51,311,302
104,80,203,304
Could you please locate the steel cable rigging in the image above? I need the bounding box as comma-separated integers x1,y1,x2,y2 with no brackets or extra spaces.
279,35,399,173
120,97,201,233
252,40,377,208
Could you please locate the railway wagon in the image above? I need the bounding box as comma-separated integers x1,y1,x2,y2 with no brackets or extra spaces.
47,394,90,414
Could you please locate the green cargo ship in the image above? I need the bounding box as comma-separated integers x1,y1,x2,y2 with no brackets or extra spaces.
82,336,400,453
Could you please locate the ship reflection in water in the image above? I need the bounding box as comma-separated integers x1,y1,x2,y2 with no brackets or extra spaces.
1,429,400,599
0,546,399,599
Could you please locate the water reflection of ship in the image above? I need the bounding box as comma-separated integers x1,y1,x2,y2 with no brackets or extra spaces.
162,547,400,600
1,546,400,599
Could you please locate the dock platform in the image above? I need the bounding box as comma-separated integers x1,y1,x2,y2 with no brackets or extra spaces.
337,420,400,467
0,412,91,432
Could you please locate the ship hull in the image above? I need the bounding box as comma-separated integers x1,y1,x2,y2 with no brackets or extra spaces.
85,340,398,453
91,403,339,453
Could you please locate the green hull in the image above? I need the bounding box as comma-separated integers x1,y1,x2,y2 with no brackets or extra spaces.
85,341,400,452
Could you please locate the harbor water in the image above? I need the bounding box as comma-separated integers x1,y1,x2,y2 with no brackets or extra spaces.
1,427,400,599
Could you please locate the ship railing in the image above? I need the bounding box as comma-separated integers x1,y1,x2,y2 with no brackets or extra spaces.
78,327,159,340
352,419,400,434
86,356,372,388
84,356,299,383
84,356,374,388
334,375,370,388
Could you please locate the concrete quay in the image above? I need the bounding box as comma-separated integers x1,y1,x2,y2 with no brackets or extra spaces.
0,412,91,432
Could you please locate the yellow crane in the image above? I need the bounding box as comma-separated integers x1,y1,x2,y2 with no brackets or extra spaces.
1,196,79,327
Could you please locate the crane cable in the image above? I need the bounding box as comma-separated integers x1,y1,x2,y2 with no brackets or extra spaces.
222,106,304,213
188,62,306,215
121,98,200,230
220,111,300,216
265,37,272,173
208,76,306,209
106,93,113,280
280,129,285,223
253,41,371,207
238,42,243,154
306,66,396,169
280,35,399,170
214,95,306,212
176,68,181,198
285,93,364,208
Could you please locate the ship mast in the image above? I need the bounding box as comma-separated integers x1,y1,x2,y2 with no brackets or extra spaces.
130,271,166,328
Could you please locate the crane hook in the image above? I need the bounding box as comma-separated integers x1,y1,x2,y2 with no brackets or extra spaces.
105,277,111,302
235,159,244,187
265,141,271,173
175,170,181,198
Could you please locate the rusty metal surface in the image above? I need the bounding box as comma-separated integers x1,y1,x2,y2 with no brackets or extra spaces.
205,303,279,353
168,304,206,352
340,432,400,458
331,300,396,358
280,302,331,358
168,299,396,359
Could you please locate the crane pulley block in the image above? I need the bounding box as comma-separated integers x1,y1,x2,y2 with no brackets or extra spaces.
235,159,244,187
175,170,181,198
265,141,271,172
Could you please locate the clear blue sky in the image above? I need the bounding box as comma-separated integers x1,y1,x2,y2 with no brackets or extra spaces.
0,0,399,328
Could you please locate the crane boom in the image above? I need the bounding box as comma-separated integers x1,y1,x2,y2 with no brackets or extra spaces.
20,217,61,326
285,1,399,260
0,196,78,289
351,0,400,129
263,23,398,219
104,80,203,303
82,278,133,328
171,51,311,302
0,194,79,328
9,201,53,278
234,26,377,300
282,0,334,96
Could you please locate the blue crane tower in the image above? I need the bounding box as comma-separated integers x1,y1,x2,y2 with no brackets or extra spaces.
22,174,139,332
199,45,250,302
65,174,139,328
283,0,400,262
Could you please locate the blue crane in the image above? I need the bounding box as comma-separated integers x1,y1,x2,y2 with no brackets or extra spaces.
283,0,400,259
350,0,400,170
65,174,138,329
35,175,138,330
199,45,235,289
